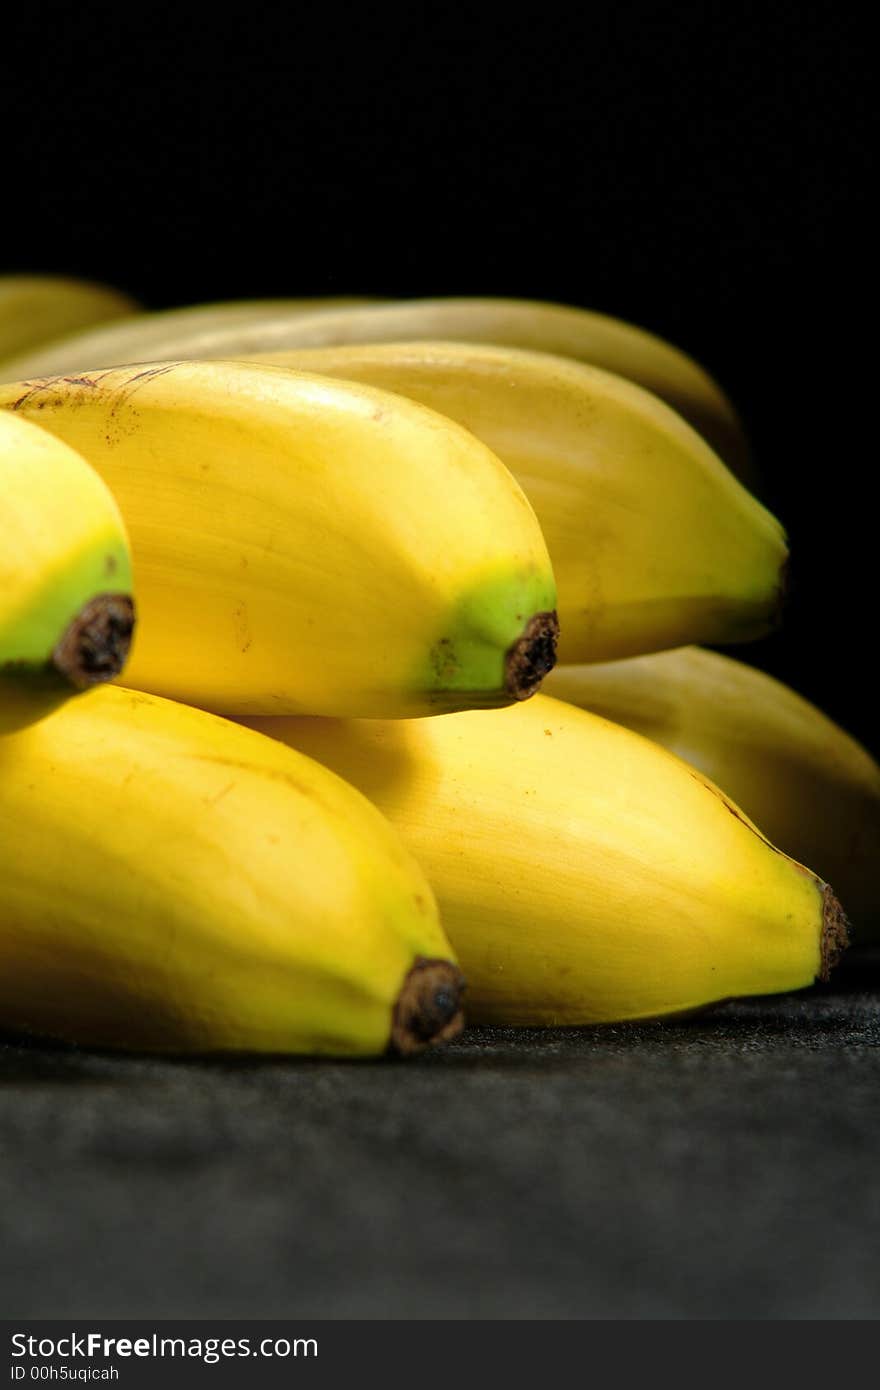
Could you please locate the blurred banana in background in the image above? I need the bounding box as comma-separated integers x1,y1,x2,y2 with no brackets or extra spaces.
0,296,378,378
252,342,785,661
0,274,138,369
2,295,752,482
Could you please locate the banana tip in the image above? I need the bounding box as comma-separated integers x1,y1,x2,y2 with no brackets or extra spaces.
819,885,850,982
391,958,466,1056
505,610,559,700
52,593,136,690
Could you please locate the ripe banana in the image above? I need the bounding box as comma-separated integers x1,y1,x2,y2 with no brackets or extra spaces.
0,274,138,368
249,342,786,662
0,361,557,716
1,296,750,480
1,412,135,730
245,696,848,1025
545,648,880,940
0,296,379,379
0,685,464,1055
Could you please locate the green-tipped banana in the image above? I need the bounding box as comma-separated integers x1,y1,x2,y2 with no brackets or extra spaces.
546,649,880,941
249,342,785,661
0,361,556,717
1,296,751,479
1,412,135,730
0,274,138,369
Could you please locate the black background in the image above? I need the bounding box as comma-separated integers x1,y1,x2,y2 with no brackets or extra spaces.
2,4,873,743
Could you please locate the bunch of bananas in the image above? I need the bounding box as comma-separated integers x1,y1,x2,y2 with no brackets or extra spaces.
0,275,873,1056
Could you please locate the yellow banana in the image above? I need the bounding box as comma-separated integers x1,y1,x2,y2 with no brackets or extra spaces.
0,684,464,1055
0,361,557,717
249,342,786,662
1,297,750,478
0,296,379,379
546,649,880,940
1,412,135,730
0,274,138,368
246,695,848,1026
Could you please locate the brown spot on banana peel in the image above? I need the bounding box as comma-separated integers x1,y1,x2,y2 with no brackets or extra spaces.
504,610,559,700
189,753,334,810
9,365,178,421
687,768,774,847
390,958,466,1056
52,593,135,689
431,636,459,683
10,371,115,414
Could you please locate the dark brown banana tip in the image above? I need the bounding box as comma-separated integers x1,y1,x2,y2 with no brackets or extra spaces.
52,593,136,690
819,886,850,982
391,958,466,1056
505,610,559,700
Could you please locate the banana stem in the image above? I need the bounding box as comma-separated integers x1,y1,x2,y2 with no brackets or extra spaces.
391,959,466,1055
820,888,850,981
52,594,136,689
505,610,559,700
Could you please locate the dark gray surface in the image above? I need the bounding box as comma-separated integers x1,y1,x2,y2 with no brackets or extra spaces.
2,965,879,1321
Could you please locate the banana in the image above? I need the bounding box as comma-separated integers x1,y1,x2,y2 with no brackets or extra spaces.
545,649,880,940
1,412,135,730
245,696,848,1026
0,361,557,717
0,684,464,1055
0,296,379,379
1,297,750,479
248,342,786,662
0,274,138,368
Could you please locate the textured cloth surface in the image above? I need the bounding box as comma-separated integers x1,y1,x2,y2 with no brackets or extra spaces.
2,967,879,1321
